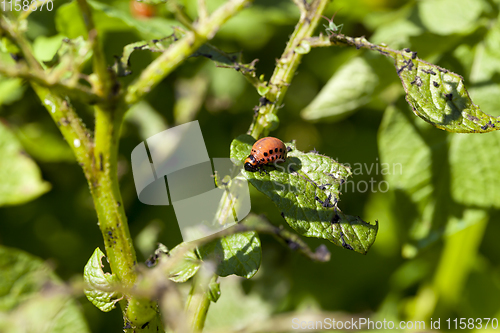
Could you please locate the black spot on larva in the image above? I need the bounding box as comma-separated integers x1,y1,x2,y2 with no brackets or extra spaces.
266,158,270,162
280,148,283,152
269,149,273,154
445,93,453,101
261,158,265,162
263,152,268,157
433,81,439,87
275,148,278,153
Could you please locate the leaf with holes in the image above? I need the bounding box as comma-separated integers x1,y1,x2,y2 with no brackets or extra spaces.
392,49,500,133
328,34,500,133
230,135,378,254
112,33,257,78
83,248,121,312
197,231,261,279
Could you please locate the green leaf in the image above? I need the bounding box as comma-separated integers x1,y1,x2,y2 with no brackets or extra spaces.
468,20,500,83
301,56,378,122
392,49,500,133
378,105,433,202
418,0,484,35
370,19,423,49
0,37,20,55
0,77,24,106
198,231,262,279
0,245,90,333
124,101,168,140
433,209,488,305
40,36,92,72
449,130,500,208
173,75,208,124
143,243,201,283
0,121,50,206
204,276,272,331
83,248,121,312
244,214,331,261
230,134,255,164
54,2,87,39
329,35,500,132
112,38,177,76
15,123,75,163
231,135,378,254
55,0,177,40
378,105,436,252
32,34,68,64
469,84,500,117
168,243,201,283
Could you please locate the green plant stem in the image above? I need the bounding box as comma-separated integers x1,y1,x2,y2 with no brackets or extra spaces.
0,63,102,104
186,286,212,332
32,84,94,179
91,104,136,285
125,0,253,105
249,0,329,139
185,272,218,332
92,103,162,331
0,15,41,70
70,2,157,329
2,8,158,331
76,0,114,97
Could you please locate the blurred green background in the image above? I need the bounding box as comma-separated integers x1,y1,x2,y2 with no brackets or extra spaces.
1,0,500,331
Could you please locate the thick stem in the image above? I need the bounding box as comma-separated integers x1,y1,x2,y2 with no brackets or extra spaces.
249,0,330,139
91,103,162,332
125,0,253,105
30,84,94,178
185,272,217,332
91,104,136,286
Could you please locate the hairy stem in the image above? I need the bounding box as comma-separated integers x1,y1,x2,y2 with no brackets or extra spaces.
249,0,329,138
125,0,253,105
